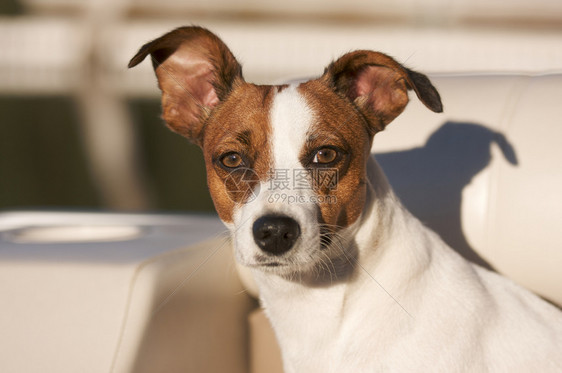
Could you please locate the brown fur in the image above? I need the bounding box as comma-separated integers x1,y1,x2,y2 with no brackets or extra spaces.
298,80,372,229
324,50,442,132
128,26,243,146
202,84,276,223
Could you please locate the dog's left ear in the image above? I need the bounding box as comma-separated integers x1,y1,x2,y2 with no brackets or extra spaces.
323,50,443,133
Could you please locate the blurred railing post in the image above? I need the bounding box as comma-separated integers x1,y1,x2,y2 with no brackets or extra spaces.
75,0,152,210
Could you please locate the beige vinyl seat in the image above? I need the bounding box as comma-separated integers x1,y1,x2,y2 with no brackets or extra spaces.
1,72,561,372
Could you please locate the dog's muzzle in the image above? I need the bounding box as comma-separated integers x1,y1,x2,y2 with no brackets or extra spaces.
252,215,301,255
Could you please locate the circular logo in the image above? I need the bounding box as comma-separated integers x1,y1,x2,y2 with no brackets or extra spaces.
224,167,261,203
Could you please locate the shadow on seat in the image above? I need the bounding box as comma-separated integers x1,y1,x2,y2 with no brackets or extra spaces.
376,121,518,270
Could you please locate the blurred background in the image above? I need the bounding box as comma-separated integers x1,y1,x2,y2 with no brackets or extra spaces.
1,0,561,213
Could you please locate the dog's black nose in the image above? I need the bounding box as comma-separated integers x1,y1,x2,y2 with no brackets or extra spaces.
252,215,301,255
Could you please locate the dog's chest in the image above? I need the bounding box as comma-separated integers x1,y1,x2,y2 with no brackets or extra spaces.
258,279,399,372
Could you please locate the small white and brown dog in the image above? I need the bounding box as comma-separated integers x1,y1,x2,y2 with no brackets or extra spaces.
130,26,562,372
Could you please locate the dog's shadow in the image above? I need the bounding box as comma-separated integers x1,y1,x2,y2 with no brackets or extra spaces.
375,121,518,270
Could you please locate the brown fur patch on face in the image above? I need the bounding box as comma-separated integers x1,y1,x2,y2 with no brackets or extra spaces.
298,79,373,231
202,83,276,223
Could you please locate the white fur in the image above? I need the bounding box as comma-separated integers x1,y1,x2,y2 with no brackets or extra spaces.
231,87,562,372
232,85,320,271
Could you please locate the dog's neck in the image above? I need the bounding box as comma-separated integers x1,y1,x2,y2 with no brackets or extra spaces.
251,157,435,356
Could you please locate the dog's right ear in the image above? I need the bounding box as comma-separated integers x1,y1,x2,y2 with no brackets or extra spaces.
128,26,243,146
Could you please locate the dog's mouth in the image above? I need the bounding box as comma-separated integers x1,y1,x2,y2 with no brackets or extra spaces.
247,259,290,273
252,254,288,269
261,261,283,267
247,233,357,285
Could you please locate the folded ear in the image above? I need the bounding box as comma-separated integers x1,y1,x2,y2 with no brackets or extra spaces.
323,51,442,133
128,26,243,145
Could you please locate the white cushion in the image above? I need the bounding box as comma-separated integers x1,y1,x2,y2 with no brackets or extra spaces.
374,73,562,306
0,212,251,373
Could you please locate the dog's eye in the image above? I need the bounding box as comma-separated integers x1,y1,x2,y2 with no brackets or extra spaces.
220,152,244,168
312,148,338,164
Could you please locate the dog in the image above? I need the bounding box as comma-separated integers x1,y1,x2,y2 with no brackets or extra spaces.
129,26,562,372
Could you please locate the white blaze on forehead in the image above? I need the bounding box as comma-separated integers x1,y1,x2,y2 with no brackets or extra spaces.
232,84,321,267
270,85,313,171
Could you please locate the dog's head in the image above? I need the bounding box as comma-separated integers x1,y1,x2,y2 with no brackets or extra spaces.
129,26,442,277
